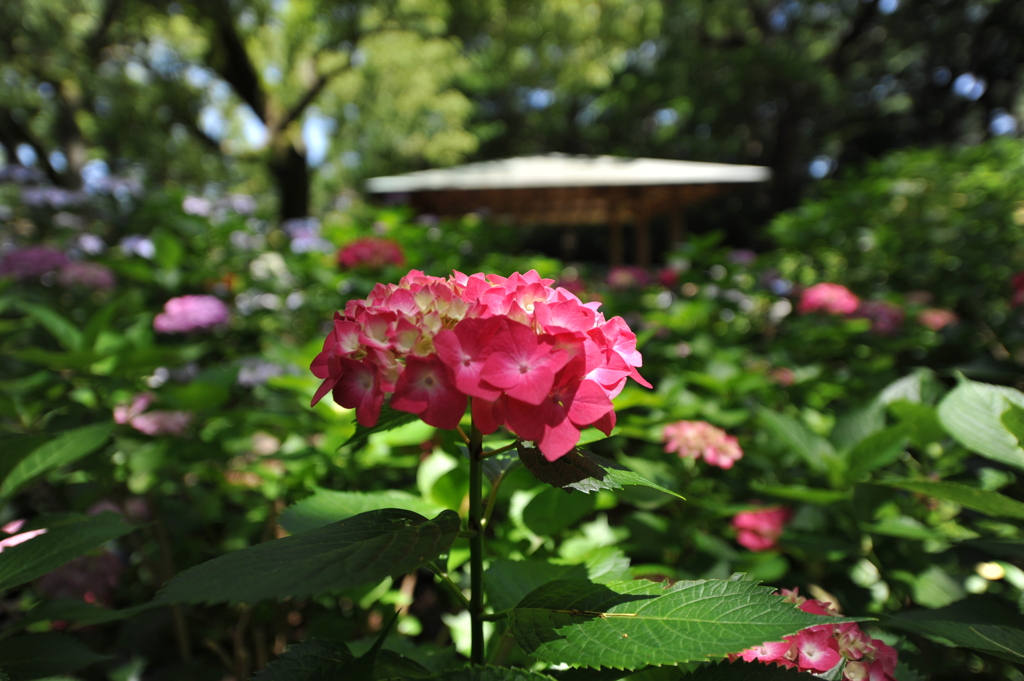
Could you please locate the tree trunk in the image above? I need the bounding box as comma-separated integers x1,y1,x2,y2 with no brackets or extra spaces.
270,143,310,221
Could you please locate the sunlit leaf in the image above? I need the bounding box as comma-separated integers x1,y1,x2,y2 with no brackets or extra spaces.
937,378,1024,471
0,422,114,502
517,444,683,500
279,490,445,534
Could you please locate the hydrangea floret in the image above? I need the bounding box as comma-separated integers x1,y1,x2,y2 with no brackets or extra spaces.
731,505,791,551
732,588,898,681
310,269,651,461
663,420,743,469
153,295,230,333
799,282,860,315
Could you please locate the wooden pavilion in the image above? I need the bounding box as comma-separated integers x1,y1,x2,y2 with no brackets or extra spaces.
364,154,771,266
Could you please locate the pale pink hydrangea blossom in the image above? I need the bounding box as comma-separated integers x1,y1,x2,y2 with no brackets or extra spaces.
798,283,860,315
337,237,406,270
153,295,230,333
0,519,48,552
114,393,192,436
58,261,116,290
311,269,651,461
663,420,743,469
730,588,898,681
732,506,791,551
917,308,957,331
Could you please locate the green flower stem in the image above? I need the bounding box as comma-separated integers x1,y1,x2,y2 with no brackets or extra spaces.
480,610,510,622
430,567,472,610
480,440,519,459
468,421,485,665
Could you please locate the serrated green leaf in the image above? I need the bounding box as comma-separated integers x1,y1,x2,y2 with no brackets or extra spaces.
481,449,522,486
681,660,810,680
845,426,909,480
880,479,1024,520
885,595,1024,664
0,633,111,680
517,444,683,500
343,405,420,452
374,650,433,680
251,639,354,680
445,667,558,681
158,509,461,605
508,579,860,669
0,513,132,594
757,409,841,476
279,490,445,534
0,422,113,502
937,378,1024,471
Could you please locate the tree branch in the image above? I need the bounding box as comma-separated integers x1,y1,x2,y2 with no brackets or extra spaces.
0,108,62,184
85,0,124,59
276,64,349,132
205,0,267,122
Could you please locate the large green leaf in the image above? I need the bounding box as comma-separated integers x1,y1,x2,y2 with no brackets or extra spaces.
279,490,445,534
844,426,909,480
12,300,84,351
881,479,1024,521
0,513,133,594
681,661,811,680
251,639,354,680
486,559,588,613
517,444,683,500
936,378,1024,471
158,509,461,605
445,668,558,681
0,633,110,680
0,422,113,502
830,403,885,452
757,409,841,476
507,579,858,669
343,405,420,452
885,596,1024,664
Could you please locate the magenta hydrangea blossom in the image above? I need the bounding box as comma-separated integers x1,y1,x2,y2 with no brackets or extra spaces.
153,295,230,333
730,588,898,680
798,283,860,315
917,307,957,331
663,420,743,469
0,246,69,280
852,300,904,335
731,505,791,551
310,269,651,461
58,262,116,290
337,237,406,270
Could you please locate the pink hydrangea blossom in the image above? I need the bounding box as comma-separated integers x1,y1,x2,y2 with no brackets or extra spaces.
153,295,230,333
917,308,957,331
58,261,116,290
732,505,791,551
663,420,743,469
114,393,192,436
852,300,904,335
798,283,860,315
337,237,406,270
310,269,651,461
730,588,898,681
0,246,69,279
606,266,651,290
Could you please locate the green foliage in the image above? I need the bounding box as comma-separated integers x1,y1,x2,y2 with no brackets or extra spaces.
937,378,1024,471
0,633,110,680
0,513,132,593
881,480,1024,521
681,661,810,681
507,579,858,669
158,509,461,605
0,421,113,502
885,596,1024,664
251,640,355,681
280,489,445,534
517,444,683,499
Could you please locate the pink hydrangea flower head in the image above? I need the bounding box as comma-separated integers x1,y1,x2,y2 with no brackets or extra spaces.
732,505,791,551
0,246,69,279
732,590,898,680
310,269,651,461
114,393,192,436
58,261,116,290
337,237,406,270
153,295,230,333
663,420,743,469
852,300,904,335
799,283,860,315
917,308,957,331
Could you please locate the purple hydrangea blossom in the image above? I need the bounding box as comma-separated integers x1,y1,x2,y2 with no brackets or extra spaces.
58,262,116,289
0,246,69,279
153,295,230,333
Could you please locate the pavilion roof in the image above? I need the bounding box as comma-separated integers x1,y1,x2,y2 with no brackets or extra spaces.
364,154,771,193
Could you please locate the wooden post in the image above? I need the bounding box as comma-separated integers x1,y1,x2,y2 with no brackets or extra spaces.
669,210,685,250
635,210,651,268
609,214,624,267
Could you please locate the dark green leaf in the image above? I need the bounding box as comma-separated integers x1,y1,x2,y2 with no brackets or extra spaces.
0,422,114,501
486,559,589,613
885,596,1024,664
523,486,597,536
343,405,420,452
374,650,433,680
757,409,840,476
12,300,83,351
936,378,1024,471
0,633,110,680
20,599,150,628
508,579,860,669
516,444,683,500
348,609,399,679
0,513,133,593
845,426,909,480
0,434,49,492
158,509,461,605
482,449,522,485
880,479,1024,520
251,639,354,680
681,660,810,680
280,490,445,535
